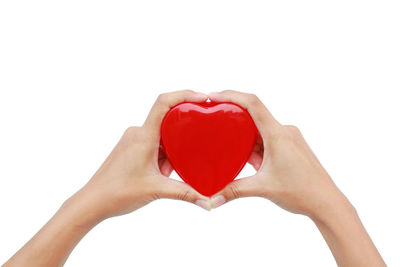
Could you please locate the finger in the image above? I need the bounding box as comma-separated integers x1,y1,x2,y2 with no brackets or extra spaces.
158,145,166,160
144,90,208,141
248,152,263,171
208,90,281,137
252,133,264,154
210,176,260,208
155,178,211,210
159,159,173,177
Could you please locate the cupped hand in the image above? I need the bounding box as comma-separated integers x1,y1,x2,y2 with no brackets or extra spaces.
70,90,211,221
209,90,350,219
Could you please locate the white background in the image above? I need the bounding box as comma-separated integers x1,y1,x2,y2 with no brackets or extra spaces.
1,1,399,266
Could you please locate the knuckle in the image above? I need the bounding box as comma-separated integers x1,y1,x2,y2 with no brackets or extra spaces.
247,93,260,106
156,93,169,105
124,126,139,136
286,125,300,133
284,125,302,138
177,190,191,202
229,184,241,199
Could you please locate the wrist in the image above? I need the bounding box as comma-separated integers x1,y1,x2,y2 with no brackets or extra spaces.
60,189,107,232
309,189,357,227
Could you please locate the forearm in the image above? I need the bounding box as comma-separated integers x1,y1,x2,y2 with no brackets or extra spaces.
311,192,386,267
3,190,103,267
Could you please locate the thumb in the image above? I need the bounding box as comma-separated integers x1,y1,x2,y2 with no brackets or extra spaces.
210,176,259,208
156,177,211,211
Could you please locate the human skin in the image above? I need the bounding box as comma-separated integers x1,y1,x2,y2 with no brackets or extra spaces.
3,90,386,267
208,90,386,267
3,90,211,267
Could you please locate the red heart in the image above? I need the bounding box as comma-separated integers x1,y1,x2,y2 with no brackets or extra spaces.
161,101,258,197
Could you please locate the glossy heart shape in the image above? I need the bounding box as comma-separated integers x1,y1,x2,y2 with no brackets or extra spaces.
161,102,258,196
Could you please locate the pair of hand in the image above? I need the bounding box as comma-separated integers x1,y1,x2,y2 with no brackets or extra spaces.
5,90,386,267
75,90,346,222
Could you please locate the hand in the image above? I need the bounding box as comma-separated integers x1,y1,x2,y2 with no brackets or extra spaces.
208,90,348,219
4,90,385,267
4,90,212,267
72,90,211,222
208,91,386,267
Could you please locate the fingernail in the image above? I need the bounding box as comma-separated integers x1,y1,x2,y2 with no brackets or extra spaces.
195,199,212,211
195,92,208,98
211,195,226,209
208,92,225,102
208,92,218,97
